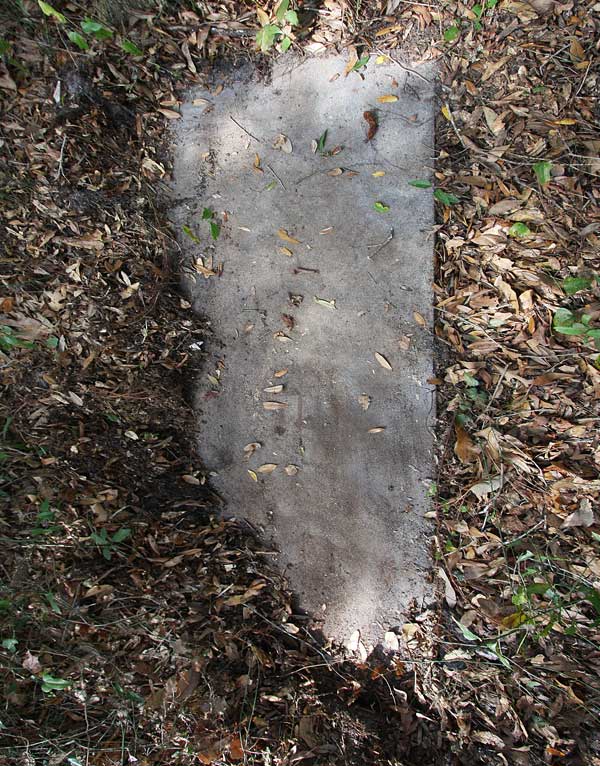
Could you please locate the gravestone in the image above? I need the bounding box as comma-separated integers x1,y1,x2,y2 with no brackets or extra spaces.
170,55,435,647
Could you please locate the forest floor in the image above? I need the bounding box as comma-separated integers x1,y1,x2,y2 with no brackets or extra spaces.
0,1,599,765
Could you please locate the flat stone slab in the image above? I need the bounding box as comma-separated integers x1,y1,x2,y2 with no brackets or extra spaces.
171,55,435,646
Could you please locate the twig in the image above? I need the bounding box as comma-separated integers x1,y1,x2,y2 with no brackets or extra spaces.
55,134,67,180
266,163,286,190
378,50,433,85
367,227,394,259
229,115,261,143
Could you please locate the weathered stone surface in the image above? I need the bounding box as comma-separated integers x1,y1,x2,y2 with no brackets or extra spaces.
171,55,435,646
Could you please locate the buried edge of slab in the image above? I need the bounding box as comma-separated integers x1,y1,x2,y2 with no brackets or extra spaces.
170,54,436,649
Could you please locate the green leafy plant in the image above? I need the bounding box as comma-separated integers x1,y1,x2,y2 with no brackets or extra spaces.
562,275,595,295
434,189,459,206
201,208,221,240
533,160,552,186
553,308,600,348
444,25,460,42
351,55,370,71
30,499,61,537
90,527,131,560
509,222,532,238
255,0,298,53
40,674,71,693
374,201,390,213
36,2,140,56
408,179,432,189
0,325,34,353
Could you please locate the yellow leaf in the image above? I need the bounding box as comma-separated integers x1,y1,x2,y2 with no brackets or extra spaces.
274,368,288,378
441,104,452,121
257,463,277,473
413,311,426,326
377,95,398,103
279,246,293,257
277,228,301,244
256,7,270,26
247,470,258,482
375,55,389,64
372,170,385,177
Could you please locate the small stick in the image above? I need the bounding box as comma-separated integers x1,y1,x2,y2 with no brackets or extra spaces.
267,163,286,190
55,134,67,180
293,266,320,274
367,227,394,259
229,115,261,143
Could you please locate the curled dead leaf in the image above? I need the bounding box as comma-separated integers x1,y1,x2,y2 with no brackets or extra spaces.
277,228,301,244
375,352,392,370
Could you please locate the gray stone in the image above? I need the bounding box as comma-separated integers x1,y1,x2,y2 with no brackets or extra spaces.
170,55,436,647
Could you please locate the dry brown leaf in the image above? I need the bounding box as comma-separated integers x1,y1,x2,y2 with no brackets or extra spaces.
263,401,287,411
257,463,277,474
284,464,299,476
358,394,371,410
368,427,385,433
274,368,288,378
273,133,293,153
455,423,478,464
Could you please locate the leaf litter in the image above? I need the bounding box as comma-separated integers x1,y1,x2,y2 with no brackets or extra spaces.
1,0,599,764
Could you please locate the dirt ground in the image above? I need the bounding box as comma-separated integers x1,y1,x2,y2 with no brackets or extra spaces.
0,1,599,765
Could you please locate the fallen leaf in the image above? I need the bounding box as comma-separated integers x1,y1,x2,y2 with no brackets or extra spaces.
438,568,457,608
22,651,42,674
284,464,299,476
257,463,277,473
455,423,477,464
470,476,503,499
384,631,399,651
264,385,283,394
562,499,594,528
263,401,287,411
279,246,293,257
278,228,301,244
358,394,371,410
377,95,398,103
229,736,244,761
273,133,293,153
372,170,386,177
414,311,426,327
157,108,181,120
247,470,258,482
364,110,378,141
314,296,336,309
328,167,344,176
375,352,392,370
368,426,385,433
244,442,261,458
274,368,288,378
